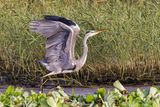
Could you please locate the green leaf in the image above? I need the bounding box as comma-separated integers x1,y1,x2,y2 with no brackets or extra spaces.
0,84,160,107
0,102,4,107
89,101,94,107
114,88,122,97
15,87,23,93
39,98,50,107
153,101,159,107
86,94,94,103
149,87,157,96
27,101,37,107
50,91,61,102
93,94,98,100
62,103,71,107
71,88,75,97
5,86,14,94
47,97,57,107
57,102,63,107
97,88,106,97
23,91,29,98
58,90,69,99
136,88,145,100
77,95,84,102
31,90,36,95
113,80,126,92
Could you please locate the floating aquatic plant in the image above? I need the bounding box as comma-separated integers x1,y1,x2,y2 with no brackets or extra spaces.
0,81,159,107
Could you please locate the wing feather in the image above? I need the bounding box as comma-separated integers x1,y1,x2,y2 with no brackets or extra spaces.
30,20,60,38
30,20,75,71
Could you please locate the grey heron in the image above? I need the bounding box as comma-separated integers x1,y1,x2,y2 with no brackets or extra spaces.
29,15,106,89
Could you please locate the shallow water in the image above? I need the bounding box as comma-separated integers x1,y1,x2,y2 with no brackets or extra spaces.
0,85,159,96
64,85,160,95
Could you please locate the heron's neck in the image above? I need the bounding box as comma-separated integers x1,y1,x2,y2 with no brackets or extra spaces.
74,35,89,71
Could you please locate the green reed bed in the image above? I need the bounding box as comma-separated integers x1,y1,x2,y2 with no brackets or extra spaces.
0,0,160,85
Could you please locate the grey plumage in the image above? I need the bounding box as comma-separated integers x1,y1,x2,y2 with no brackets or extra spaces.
30,20,76,73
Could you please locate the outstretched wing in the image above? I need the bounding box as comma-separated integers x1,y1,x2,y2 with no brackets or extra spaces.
30,18,76,72
43,15,80,60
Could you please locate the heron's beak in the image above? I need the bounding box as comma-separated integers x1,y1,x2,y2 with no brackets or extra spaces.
94,29,108,35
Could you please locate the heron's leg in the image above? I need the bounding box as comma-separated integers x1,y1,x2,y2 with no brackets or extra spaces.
62,70,73,74
40,71,61,92
40,77,44,92
40,71,74,92
40,77,50,92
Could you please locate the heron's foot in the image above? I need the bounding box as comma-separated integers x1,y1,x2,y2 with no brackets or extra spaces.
40,71,61,92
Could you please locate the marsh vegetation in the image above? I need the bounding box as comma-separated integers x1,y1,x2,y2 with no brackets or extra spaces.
0,0,160,85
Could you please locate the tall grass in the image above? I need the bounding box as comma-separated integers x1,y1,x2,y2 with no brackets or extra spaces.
0,0,160,85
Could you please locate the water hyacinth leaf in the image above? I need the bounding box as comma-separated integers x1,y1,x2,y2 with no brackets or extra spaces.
27,102,38,107
153,93,160,99
39,98,50,107
51,91,61,98
89,101,94,107
113,80,127,92
102,102,109,107
47,97,57,107
143,90,149,98
62,104,71,107
56,102,62,107
149,87,157,97
5,86,14,94
0,102,3,107
31,90,36,95
97,88,106,97
153,100,159,107
93,94,98,100
77,95,84,102
85,94,94,103
105,94,115,106
15,87,23,93
114,88,122,97
154,99,160,107
94,104,99,107
128,93,134,104
0,85,160,106
58,90,69,99
50,91,61,102
23,91,29,98
131,103,139,107
71,88,75,97
136,88,145,100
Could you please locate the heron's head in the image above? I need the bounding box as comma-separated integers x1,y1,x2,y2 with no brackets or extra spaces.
85,29,107,37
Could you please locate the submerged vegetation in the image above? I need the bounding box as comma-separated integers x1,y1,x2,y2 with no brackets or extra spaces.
0,81,160,107
0,0,160,85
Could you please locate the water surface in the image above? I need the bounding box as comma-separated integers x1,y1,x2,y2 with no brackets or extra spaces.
0,85,159,96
